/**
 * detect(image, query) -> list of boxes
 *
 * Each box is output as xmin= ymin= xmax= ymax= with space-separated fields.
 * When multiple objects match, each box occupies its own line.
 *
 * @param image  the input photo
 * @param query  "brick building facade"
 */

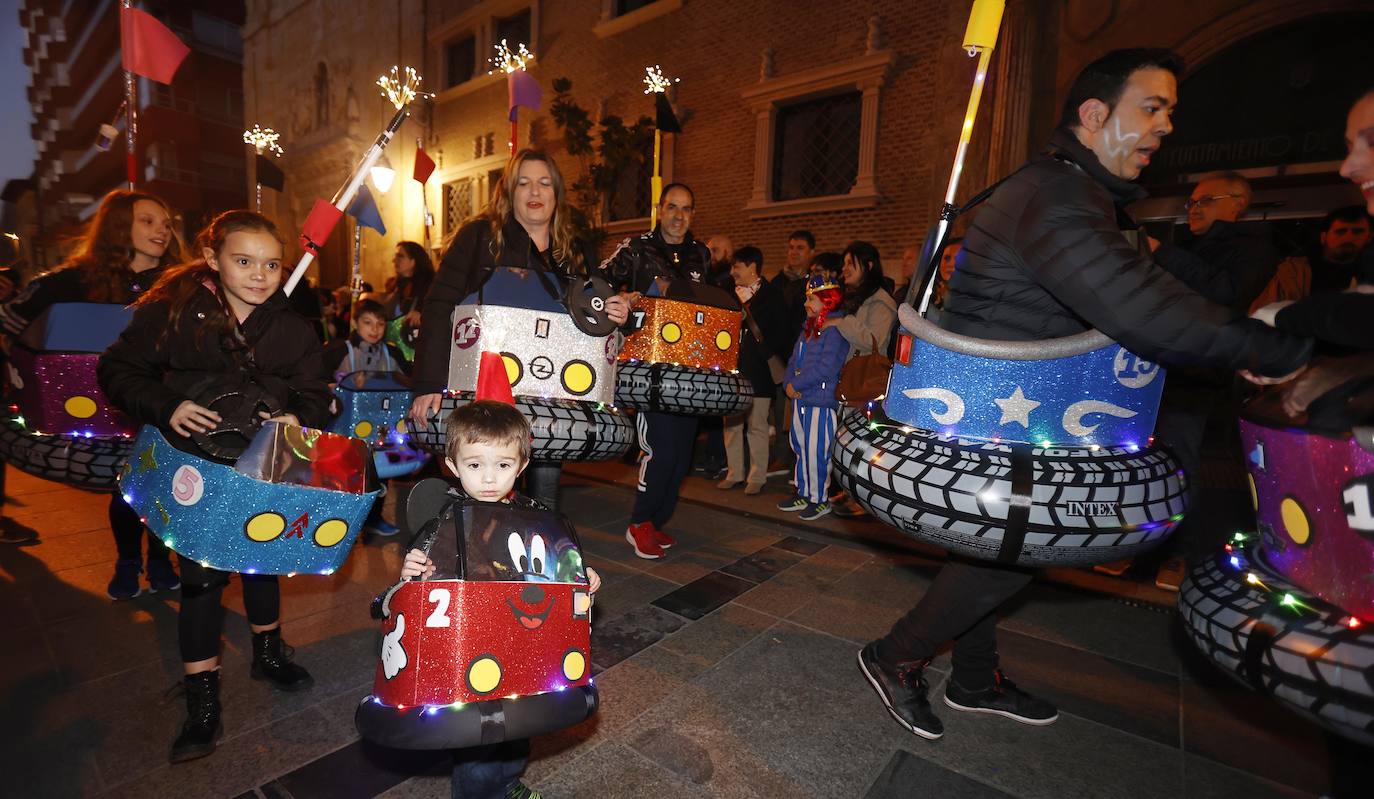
xmin=241 ymin=0 xmax=1372 ymax=292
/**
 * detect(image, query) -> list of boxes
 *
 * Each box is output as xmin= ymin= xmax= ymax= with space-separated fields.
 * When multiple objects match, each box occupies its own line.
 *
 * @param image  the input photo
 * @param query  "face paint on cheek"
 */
xmin=1103 ymin=116 xmax=1142 ymax=159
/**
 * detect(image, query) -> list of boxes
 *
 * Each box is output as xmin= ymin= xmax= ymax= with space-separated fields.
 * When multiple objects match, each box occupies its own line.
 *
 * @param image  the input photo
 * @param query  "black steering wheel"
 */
xmin=189 ymin=388 xmax=283 ymax=462
xmin=566 ymin=275 xmax=619 ymax=337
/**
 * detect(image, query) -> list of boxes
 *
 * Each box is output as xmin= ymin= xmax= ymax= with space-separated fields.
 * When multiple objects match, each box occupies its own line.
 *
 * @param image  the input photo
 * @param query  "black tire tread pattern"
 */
xmin=410 ymin=393 xmax=634 ymax=462
xmin=0 ymin=415 xmax=131 ymax=492
xmin=614 ymin=361 xmax=752 ymax=416
xmin=1178 ymin=545 xmax=1374 ymax=747
xmin=832 ymin=408 xmax=1185 ymax=567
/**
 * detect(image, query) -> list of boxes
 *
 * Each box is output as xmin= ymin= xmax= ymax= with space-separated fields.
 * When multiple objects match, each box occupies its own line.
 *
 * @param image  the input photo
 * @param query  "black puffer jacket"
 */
xmin=735 ymin=279 xmax=793 ymax=396
xmin=942 ymin=128 xmax=1312 ymax=377
xmin=598 ymin=226 xmax=711 ymax=293
xmin=413 ymin=216 xmax=598 ymax=395
xmin=98 ymin=288 xmax=332 ymax=443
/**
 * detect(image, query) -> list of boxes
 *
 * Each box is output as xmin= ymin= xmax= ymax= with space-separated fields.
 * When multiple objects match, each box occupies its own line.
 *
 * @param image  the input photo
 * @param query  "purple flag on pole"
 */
xmin=508 ymin=70 xmax=542 ymax=121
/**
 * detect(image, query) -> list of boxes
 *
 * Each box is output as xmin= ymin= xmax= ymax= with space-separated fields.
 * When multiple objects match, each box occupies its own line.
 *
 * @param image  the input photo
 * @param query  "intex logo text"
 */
xmin=1065 ymin=500 xmax=1119 ymax=517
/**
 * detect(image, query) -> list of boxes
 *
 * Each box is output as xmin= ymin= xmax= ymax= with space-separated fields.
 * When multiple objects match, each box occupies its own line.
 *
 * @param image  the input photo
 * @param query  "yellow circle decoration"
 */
xmin=1246 ymin=474 xmax=1258 ymax=511
xmin=467 ymin=655 xmax=502 ymax=694
xmin=314 ymin=518 xmax=349 ymax=547
xmin=354 ymin=420 xmax=374 ymax=439
xmin=1279 ymin=497 xmax=1310 ymax=546
xmin=64 ymin=396 xmax=98 ymax=419
xmin=715 ymin=330 xmax=733 ymax=351
xmin=395 ymin=418 xmax=408 ymax=434
xmin=502 ymin=353 xmax=523 ymax=387
xmin=562 ymin=649 xmax=587 ymax=682
xmin=661 ymin=323 xmax=682 ymax=344
xmin=561 ymin=361 xmax=595 ymax=396
xmin=245 ymin=512 xmax=287 ymax=542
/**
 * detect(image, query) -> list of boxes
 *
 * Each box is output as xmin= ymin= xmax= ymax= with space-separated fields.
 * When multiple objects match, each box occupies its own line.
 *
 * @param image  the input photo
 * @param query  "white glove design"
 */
xmin=381 ymin=613 xmax=408 ymax=680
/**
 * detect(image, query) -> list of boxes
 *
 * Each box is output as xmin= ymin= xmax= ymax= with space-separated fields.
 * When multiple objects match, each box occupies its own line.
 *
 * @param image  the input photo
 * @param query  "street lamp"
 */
xmin=370 ymin=153 xmax=396 ymax=194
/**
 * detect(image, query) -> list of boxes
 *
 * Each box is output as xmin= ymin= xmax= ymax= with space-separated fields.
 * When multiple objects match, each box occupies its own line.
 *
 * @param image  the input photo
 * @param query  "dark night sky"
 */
xmin=2 ymin=0 xmax=37 ymax=187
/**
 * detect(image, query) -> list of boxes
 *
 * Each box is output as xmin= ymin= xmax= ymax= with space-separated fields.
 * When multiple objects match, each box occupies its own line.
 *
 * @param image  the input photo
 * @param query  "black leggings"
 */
xmin=178 ymin=559 xmax=281 ymax=662
xmin=109 ymin=494 xmax=172 ymax=562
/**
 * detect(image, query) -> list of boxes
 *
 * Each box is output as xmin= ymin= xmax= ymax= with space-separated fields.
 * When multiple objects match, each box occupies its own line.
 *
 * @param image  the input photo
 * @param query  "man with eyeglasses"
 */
xmin=1132 ymin=172 xmax=1283 ymax=590
xmin=1151 ymin=172 xmax=1279 ymax=315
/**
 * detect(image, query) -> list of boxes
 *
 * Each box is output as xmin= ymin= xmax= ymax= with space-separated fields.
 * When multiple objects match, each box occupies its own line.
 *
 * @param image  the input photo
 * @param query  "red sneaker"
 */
xmin=625 ymin=522 xmax=664 ymax=559
xmin=651 ymin=524 xmax=676 ymax=549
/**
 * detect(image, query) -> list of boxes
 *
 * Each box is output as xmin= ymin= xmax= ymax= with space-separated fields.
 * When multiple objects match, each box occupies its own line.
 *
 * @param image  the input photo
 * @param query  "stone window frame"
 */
xmin=430 ymin=0 xmax=541 ymax=104
xmin=741 ymin=50 xmax=893 ymax=220
xmin=592 ymin=0 xmax=684 ymax=39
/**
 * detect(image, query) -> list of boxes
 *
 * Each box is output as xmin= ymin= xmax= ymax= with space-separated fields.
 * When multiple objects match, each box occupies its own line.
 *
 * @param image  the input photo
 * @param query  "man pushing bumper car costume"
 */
xmin=859 ymin=49 xmax=1314 ymax=740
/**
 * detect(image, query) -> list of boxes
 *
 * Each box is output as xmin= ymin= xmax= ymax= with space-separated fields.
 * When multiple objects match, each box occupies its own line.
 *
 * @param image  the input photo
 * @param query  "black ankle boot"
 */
xmin=170 ymin=670 xmax=222 ymax=763
xmin=250 ymin=627 xmax=314 ymax=692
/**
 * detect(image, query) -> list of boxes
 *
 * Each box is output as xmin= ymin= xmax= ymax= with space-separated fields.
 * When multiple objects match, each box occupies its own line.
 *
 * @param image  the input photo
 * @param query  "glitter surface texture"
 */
xmin=120 ymin=425 xmax=379 ymax=575
xmin=444 ymin=268 xmax=617 ymax=405
xmin=371 ymin=579 xmax=592 ymax=708
xmin=1244 ymin=418 xmax=1374 ymax=620
xmin=618 ymin=296 xmax=740 ymax=372
xmin=330 ymin=372 xmax=429 ymax=479
xmin=9 ymin=348 xmax=136 ymax=438
xmin=884 ymin=332 xmax=1165 ymax=446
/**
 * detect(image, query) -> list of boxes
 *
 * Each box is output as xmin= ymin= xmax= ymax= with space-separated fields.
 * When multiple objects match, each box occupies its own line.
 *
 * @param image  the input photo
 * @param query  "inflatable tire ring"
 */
xmin=0 ymin=414 xmax=132 ymax=492
xmin=832 ymin=407 xmax=1185 ymax=567
xmin=411 ymin=393 xmax=634 ymax=462
xmin=614 ymin=361 xmax=752 ymax=416
xmin=1179 ymin=544 xmax=1374 ymax=747
xmin=356 ymin=685 xmax=599 ymax=750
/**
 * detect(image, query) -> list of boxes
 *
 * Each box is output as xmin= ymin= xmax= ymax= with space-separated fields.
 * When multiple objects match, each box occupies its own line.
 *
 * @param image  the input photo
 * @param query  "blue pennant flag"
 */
xmin=347 ymin=184 xmax=386 ymax=234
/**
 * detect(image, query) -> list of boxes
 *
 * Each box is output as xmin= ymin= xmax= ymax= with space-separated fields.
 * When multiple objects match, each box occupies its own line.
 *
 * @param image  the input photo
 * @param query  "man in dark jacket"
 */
xmin=859 ymin=48 xmax=1313 ymax=743
xmin=600 ymin=184 xmax=713 ymax=560
xmin=1143 ymin=172 xmax=1281 ymax=586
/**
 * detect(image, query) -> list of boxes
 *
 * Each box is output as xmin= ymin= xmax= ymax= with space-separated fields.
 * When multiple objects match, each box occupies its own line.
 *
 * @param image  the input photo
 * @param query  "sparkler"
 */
xmin=284 ymin=65 xmax=430 ymax=296
xmin=643 ymin=65 xmax=679 ymax=226
xmin=490 ymin=40 xmax=535 ymax=152
xmin=243 ymin=125 xmax=284 ymax=211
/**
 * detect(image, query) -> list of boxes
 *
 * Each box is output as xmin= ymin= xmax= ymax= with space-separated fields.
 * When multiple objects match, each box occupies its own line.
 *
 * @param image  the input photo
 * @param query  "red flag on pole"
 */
xmin=300 ymin=200 xmax=344 ymax=256
xmin=119 ymin=7 xmax=190 ymax=84
xmin=413 ymin=147 xmax=436 ymax=184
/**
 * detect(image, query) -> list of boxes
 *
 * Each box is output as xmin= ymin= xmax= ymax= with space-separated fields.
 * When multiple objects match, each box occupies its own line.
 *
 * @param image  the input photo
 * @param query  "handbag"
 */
xmin=836 ymin=333 xmax=891 ymax=408
xmin=741 ymin=304 xmax=787 ymax=384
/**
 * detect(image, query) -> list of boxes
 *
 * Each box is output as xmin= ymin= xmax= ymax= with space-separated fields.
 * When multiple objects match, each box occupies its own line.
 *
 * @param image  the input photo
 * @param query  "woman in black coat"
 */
xmin=408 ymin=149 xmax=630 ymax=509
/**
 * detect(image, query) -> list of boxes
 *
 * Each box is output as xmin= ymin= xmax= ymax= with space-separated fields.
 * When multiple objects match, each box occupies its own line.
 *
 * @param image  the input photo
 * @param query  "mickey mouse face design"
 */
xmin=505 ymin=532 xmax=557 ymax=630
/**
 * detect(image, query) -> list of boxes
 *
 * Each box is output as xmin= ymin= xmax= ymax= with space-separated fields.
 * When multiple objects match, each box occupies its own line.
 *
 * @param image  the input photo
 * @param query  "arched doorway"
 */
xmin=1133 ymin=10 xmax=1372 ymax=230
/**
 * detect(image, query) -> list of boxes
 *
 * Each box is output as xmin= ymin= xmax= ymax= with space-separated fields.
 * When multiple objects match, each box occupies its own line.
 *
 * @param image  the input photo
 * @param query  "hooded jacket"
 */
xmin=941 ymin=128 xmax=1311 ymax=377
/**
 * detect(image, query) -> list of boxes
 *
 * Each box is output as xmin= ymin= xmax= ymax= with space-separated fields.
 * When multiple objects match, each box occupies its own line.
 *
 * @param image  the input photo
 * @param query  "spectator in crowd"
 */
xmin=766 ymin=230 xmax=815 ymax=476
xmin=717 ymin=246 xmax=790 ymax=495
xmin=928 ymin=238 xmax=963 ymax=315
xmin=706 ymin=234 xmax=734 ymax=290
xmin=828 ymin=241 xmax=898 ymax=357
xmin=1310 ymin=205 xmax=1371 ymax=294
xmin=892 ymin=246 xmax=919 ymax=304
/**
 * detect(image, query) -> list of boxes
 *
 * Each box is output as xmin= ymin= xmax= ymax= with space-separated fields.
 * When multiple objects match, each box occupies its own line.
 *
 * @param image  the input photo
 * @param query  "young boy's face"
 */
xmin=445 ymin=439 xmax=526 ymax=501
xmin=356 ymin=311 xmax=387 ymax=345
xmin=804 ymin=293 xmax=824 ymax=318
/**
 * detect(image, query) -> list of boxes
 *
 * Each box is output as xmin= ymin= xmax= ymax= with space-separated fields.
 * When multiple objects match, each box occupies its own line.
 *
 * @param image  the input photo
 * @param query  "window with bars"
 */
xmin=609 ymin=142 xmax=653 ymax=222
xmin=445 ymin=35 xmax=477 ymax=88
xmin=444 ymin=178 xmax=474 ymax=233
xmin=770 ymin=91 xmax=862 ymax=201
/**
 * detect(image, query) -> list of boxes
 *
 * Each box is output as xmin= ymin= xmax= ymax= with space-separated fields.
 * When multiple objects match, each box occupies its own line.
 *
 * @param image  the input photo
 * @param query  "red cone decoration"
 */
xmin=475 ymin=351 xmax=515 ymax=405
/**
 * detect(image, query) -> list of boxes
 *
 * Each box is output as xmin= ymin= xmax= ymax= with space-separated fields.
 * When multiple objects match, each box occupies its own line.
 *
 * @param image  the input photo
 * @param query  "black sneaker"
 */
xmin=505 ymin=782 xmax=542 ymax=799
xmin=857 ymin=642 xmax=943 ymax=740
xmin=776 ymin=495 xmax=807 ymax=512
xmin=943 ymin=670 xmax=1059 ymax=726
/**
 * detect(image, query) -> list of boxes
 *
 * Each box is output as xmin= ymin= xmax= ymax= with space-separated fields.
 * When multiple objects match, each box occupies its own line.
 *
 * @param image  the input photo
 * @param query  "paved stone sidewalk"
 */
xmin=0 ymin=465 xmax=1354 ymax=798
